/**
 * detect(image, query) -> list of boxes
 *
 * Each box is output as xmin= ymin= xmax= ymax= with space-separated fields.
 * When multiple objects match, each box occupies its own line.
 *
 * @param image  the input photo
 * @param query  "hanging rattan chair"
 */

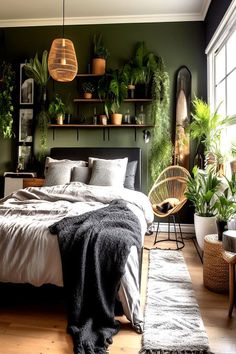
xmin=148 ymin=165 xmax=190 ymax=250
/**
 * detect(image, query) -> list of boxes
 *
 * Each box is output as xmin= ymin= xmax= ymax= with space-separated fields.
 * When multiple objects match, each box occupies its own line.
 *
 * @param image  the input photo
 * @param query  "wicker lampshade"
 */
xmin=48 ymin=38 xmax=78 ymax=82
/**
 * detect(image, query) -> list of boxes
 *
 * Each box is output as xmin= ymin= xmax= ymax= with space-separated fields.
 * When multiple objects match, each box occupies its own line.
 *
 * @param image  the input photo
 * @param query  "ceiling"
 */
xmin=0 ymin=0 xmax=211 ymax=28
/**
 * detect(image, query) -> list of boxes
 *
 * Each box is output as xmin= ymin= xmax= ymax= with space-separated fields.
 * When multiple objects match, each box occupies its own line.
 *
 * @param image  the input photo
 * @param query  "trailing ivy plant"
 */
xmin=150 ymin=58 xmax=173 ymax=184
xmin=0 ymin=62 xmax=15 ymax=138
xmin=24 ymin=51 xmax=50 ymax=160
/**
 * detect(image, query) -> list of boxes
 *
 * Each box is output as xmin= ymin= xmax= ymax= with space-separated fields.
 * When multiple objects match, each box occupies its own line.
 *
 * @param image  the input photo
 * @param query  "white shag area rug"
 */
xmin=140 ymin=250 xmax=213 ymax=354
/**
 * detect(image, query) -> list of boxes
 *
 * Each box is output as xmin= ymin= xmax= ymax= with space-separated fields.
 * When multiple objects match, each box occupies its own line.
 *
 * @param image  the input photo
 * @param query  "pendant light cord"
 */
xmin=62 ymin=0 xmax=65 ymax=38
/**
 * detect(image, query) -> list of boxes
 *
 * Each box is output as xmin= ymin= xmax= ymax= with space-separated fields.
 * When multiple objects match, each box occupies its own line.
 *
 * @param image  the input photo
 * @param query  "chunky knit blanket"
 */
xmin=49 ymin=199 xmax=141 ymax=354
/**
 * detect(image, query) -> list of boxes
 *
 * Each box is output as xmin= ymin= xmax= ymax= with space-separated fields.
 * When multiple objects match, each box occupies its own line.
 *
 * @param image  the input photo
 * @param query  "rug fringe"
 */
xmin=139 ymin=349 xmax=215 ymax=354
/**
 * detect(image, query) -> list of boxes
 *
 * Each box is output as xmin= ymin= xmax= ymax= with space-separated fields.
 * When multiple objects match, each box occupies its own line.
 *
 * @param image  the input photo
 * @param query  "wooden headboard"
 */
xmin=50 ymin=147 xmax=141 ymax=191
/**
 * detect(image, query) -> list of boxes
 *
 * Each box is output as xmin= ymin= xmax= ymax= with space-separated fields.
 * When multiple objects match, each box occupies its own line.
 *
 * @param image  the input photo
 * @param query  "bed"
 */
xmin=0 ymin=147 xmax=153 ymax=353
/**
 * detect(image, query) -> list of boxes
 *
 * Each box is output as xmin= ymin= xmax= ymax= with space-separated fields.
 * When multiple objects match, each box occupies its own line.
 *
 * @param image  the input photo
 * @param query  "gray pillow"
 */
xmin=44 ymin=157 xmax=87 ymax=177
xmin=44 ymin=162 xmax=75 ymax=186
xmin=71 ymin=166 xmax=91 ymax=184
xmin=89 ymin=158 xmax=128 ymax=187
xmin=124 ymin=160 xmax=138 ymax=190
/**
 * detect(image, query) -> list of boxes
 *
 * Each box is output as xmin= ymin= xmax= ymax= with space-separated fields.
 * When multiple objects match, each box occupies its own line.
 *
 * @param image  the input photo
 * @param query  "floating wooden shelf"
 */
xmin=48 ymin=123 xmax=154 ymax=142
xmin=77 ymin=73 xmax=103 ymax=77
xmin=48 ymin=124 xmax=154 ymax=128
xmin=73 ymin=98 xmax=152 ymax=103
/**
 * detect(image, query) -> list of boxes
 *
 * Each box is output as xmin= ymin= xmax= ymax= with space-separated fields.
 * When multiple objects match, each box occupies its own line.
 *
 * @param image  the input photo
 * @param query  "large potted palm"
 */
xmin=185 ymin=165 xmax=221 ymax=250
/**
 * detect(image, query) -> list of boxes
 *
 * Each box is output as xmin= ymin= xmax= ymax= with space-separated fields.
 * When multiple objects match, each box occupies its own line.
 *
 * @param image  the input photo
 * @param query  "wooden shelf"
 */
xmin=48 ymin=124 xmax=154 ymax=128
xmin=77 ymin=73 xmax=103 ymax=77
xmin=73 ymin=98 xmax=152 ymax=103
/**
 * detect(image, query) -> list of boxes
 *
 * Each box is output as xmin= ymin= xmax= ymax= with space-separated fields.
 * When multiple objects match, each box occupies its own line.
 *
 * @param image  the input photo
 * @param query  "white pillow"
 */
xmin=89 ymin=157 xmax=128 ymax=187
xmin=71 ymin=166 xmax=91 ymax=184
xmin=44 ymin=162 xmax=76 ymax=186
xmin=44 ymin=157 xmax=87 ymax=177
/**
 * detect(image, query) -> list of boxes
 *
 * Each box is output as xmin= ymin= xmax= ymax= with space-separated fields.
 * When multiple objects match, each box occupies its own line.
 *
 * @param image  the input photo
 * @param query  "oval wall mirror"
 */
xmin=173 ymin=66 xmax=192 ymax=170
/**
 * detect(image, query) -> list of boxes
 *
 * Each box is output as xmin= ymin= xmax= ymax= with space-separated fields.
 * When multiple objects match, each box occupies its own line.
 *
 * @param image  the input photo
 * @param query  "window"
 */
xmin=206 ymin=2 xmax=236 ymax=166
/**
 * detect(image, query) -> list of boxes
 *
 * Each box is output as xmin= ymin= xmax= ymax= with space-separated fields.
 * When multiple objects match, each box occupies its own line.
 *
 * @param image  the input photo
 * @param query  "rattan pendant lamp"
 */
xmin=48 ymin=0 xmax=78 ymax=82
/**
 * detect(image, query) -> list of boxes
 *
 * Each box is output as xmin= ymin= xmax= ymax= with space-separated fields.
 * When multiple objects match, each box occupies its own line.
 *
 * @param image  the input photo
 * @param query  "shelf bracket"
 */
xmin=52 ymin=128 xmax=55 ymax=140
xmin=76 ymin=128 xmax=79 ymax=141
xmin=134 ymin=127 xmax=137 ymax=141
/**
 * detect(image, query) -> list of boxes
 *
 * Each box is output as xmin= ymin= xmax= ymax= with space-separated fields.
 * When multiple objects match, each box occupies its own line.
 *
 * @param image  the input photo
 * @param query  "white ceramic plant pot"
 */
xmin=194 ymin=213 xmax=217 ymax=251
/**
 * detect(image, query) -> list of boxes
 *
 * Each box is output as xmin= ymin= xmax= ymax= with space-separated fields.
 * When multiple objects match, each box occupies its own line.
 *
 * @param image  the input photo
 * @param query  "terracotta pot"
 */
xmin=92 ymin=58 xmax=106 ymax=75
xmin=83 ymin=92 xmax=92 ymax=99
xmin=230 ymin=160 xmax=236 ymax=173
xmin=111 ymin=113 xmax=122 ymax=125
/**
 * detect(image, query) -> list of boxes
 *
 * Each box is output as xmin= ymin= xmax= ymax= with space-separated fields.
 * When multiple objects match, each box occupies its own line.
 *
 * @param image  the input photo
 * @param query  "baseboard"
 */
xmin=149 ymin=222 xmax=195 ymax=234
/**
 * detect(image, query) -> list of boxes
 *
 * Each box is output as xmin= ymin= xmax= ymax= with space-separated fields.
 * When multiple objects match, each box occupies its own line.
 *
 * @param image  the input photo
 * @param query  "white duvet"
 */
xmin=0 ymin=182 xmax=153 ymax=284
xmin=0 ymin=182 xmax=153 ymax=328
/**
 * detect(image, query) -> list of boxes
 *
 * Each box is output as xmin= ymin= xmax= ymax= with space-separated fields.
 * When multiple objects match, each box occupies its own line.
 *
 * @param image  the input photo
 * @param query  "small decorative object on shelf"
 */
xmin=48 ymin=94 xmax=65 ymax=125
xmin=100 ymin=114 xmax=107 ymax=125
xmin=136 ymin=105 xmax=145 ymax=125
xmin=82 ymin=81 xmax=95 ymax=99
xmin=93 ymin=107 xmax=98 ymax=125
xmin=123 ymin=109 xmax=131 ymax=124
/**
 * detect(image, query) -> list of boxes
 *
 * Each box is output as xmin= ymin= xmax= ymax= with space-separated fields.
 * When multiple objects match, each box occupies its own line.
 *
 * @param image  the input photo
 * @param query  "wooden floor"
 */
xmin=0 ymin=234 xmax=235 ymax=354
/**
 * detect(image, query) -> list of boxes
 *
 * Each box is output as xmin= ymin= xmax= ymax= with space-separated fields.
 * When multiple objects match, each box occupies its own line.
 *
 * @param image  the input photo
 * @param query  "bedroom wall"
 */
xmin=0 ymin=21 xmax=206 ymax=196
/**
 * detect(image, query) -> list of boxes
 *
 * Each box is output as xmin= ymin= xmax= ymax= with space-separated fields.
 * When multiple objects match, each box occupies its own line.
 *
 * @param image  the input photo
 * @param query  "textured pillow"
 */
xmin=124 ymin=161 xmax=138 ymax=190
xmin=44 ymin=162 xmax=75 ymax=186
xmin=89 ymin=158 xmax=128 ymax=187
xmin=71 ymin=166 xmax=91 ymax=184
xmin=88 ymin=157 xmax=128 ymax=171
xmin=44 ymin=157 xmax=87 ymax=177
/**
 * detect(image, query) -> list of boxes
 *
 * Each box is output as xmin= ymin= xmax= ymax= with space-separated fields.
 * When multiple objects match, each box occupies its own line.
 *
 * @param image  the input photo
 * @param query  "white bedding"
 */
xmin=0 ymin=182 xmax=153 ymax=328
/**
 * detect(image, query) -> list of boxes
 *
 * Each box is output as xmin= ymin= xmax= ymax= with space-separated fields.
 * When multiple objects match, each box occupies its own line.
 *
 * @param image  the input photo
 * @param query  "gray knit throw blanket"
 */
xmin=49 ymin=199 xmax=141 ymax=354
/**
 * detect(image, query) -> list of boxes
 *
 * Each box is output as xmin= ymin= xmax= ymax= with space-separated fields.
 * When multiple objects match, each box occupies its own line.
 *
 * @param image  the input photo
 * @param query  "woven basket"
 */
xmin=203 ymin=234 xmax=229 ymax=294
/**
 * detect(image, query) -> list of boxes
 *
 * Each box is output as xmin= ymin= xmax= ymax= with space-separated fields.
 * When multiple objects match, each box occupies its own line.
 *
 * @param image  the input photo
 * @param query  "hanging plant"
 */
xmin=0 ymin=62 xmax=15 ymax=138
xmin=24 ymin=51 xmax=50 ymax=160
xmin=149 ymin=58 xmax=173 ymax=184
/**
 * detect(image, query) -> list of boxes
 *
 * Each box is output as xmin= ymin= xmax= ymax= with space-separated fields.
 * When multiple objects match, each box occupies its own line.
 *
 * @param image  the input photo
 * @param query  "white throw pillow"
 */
xmin=44 ymin=162 xmax=76 ymax=186
xmin=44 ymin=157 xmax=87 ymax=177
xmin=89 ymin=157 xmax=128 ymax=187
xmin=71 ymin=166 xmax=91 ymax=184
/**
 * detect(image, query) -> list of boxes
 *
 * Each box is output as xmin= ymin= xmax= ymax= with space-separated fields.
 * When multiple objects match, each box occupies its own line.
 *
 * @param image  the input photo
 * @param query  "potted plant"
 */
xmin=122 ymin=63 xmax=139 ymax=99
xmin=82 ymin=81 xmax=95 ymax=99
xmin=0 ymin=62 xmax=15 ymax=138
xmin=48 ymin=94 xmax=65 ymax=125
xmin=126 ymin=41 xmax=159 ymax=98
xmin=103 ymin=69 xmax=127 ymax=125
xmin=214 ymin=179 xmax=236 ymax=241
xmin=185 ymin=165 xmax=221 ymax=250
xmin=92 ymin=33 xmax=110 ymax=75
xmin=189 ymin=97 xmax=236 ymax=170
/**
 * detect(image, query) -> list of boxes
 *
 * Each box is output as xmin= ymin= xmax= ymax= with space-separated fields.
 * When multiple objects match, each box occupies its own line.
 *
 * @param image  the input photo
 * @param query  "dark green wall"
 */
xmin=0 ymin=21 xmax=206 ymax=194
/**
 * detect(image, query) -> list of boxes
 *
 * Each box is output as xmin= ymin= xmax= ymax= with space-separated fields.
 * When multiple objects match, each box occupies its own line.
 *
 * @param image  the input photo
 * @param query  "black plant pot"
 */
xmin=216 ymin=220 xmax=227 ymax=241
